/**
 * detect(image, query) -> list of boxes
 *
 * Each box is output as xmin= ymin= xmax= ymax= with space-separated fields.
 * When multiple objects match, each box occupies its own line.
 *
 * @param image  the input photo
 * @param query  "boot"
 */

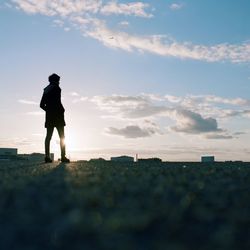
xmin=45 ymin=156 xmax=53 ymax=163
xmin=61 ymin=156 xmax=70 ymax=163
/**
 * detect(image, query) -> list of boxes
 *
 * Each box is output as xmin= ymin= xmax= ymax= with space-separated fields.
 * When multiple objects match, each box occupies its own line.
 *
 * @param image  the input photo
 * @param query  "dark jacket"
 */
xmin=40 ymin=83 xmax=66 ymax=128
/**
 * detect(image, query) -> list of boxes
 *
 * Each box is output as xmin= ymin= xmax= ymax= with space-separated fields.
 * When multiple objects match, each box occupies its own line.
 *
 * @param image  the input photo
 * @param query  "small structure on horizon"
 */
xmin=0 ymin=148 xmax=18 ymax=155
xmin=111 ymin=155 xmax=134 ymax=162
xmin=137 ymin=158 xmax=162 ymax=163
xmin=0 ymin=148 xmax=18 ymax=160
xmin=89 ymin=158 xmax=106 ymax=163
xmin=225 ymin=160 xmax=243 ymax=163
xmin=201 ymin=156 xmax=215 ymax=163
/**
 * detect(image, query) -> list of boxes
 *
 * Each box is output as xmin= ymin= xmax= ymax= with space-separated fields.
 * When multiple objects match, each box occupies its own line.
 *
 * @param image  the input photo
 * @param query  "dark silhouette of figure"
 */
xmin=40 ymin=73 xmax=70 ymax=163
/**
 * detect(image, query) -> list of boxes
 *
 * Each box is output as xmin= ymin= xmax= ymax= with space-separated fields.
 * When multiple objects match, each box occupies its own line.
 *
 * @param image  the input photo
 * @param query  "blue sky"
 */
xmin=1 ymin=0 xmax=250 ymax=161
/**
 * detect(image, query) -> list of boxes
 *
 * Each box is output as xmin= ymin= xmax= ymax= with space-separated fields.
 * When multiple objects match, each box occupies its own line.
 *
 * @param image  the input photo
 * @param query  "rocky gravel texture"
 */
xmin=0 ymin=161 xmax=250 ymax=250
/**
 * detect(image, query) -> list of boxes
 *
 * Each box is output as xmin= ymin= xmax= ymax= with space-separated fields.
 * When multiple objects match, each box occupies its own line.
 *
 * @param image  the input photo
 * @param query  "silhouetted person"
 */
xmin=40 ymin=73 xmax=70 ymax=163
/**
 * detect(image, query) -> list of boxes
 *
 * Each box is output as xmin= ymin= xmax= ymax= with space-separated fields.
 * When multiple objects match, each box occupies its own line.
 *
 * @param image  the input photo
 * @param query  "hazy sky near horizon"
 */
xmin=1 ymin=0 xmax=250 ymax=161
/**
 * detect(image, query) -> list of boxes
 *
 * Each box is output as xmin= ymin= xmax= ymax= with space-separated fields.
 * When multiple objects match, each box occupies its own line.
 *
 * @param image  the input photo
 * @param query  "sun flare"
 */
xmin=64 ymin=133 xmax=78 ymax=151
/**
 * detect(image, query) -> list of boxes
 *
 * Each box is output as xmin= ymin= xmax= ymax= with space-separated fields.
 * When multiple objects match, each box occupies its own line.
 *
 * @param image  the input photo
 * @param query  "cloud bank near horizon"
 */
xmin=91 ymin=93 xmax=250 ymax=139
xmin=9 ymin=0 xmax=250 ymax=63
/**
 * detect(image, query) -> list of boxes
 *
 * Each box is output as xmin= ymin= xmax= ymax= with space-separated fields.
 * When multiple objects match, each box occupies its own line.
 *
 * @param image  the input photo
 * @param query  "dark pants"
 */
xmin=45 ymin=126 xmax=66 ymax=158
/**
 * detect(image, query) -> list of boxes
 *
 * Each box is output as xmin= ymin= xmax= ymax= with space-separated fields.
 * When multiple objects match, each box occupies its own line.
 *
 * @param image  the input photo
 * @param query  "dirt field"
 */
xmin=0 ymin=161 xmax=249 ymax=250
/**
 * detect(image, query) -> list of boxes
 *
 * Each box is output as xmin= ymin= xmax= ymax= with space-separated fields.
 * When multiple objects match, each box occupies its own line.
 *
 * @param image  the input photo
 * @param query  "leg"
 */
xmin=45 ymin=127 xmax=54 ymax=158
xmin=56 ymin=126 xmax=65 ymax=158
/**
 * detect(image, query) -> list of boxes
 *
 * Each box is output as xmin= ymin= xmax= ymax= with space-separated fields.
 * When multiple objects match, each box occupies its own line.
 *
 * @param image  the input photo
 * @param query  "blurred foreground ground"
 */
xmin=0 ymin=161 xmax=250 ymax=250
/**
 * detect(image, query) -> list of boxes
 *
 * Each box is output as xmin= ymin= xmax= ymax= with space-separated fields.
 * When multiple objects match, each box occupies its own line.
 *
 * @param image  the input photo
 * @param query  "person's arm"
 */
xmin=40 ymin=92 xmax=47 ymax=111
xmin=58 ymin=87 xmax=65 ymax=112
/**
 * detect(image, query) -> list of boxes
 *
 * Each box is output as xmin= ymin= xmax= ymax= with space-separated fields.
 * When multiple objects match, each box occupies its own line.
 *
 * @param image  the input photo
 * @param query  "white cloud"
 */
xmin=70 ymin=92 xmax=80 ymax=97
xmin=204 ymin=133 xmax=233 ymax=140
xmin=165 ymin=95 xmax=182 ymax=103
xmin=92 ymin=95 xmax=149 ymax=108
xmin=53 ymin=19 xmax=64 ymax=27
xmin=85 ymin=20 xmax=250 ymax=63
xmin=92 ymin=94 xmax=250 ymax=121
xmin=170 ymin=3 xmax=184 ymax=10
xmin=91 ymin=94 xmax=168 ymax=119
xmin=12 ymin=0 xmax=102 ymax=16
xmin=141 ymin=93 xmax=165 ymax=101
xmin=18 ymin=99 xmax=38 ymax=105
xmin=163 ymin=94 xmax=250 ymax=118
xmin=12 ymin=0 xmax=152 ymax=17
xmin=170 ymin=109 xmax=222 ymax=134
xmin=72 ymin=96 xmax=88 ymax=103
xmin=203 ymin=95 xmax=250 ymax=106
xmin=222 ymin=109 xmax=250 ymax=118
xmin=69 ymin=91 xmax=88 ymax=103
xmin=118 ymin=20 xmax=129 ymax=27
xmin=69 ymin=92 xmax=88 ymax=102
xmin=80 ymin=96 xmax=88 ymax=101
xmin=100 ymin=1 xmax=153 ymax=18
xmin=11 ymin=0 xmax=250 ymax=63
xmin=64 ymin=27 xmax=71 ymax=32
xmin=106 ymin=125 xmax=160 ymax=138
xmin=70 ymin=16 xmax=90 ymax=25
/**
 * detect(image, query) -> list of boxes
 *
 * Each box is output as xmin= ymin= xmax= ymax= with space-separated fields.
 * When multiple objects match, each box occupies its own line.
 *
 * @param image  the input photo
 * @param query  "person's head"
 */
xmin=48 ymin=73 xmax=60 ymax=84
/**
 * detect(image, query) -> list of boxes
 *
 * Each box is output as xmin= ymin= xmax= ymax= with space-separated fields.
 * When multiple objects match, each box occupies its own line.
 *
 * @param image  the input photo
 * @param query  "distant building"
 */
xmin=0 ymin=148 xmax=18 ymax=160
xmin=137 ymin=158 xmax=162 ymax=163
xmin=89 ymin=158 xmax=106 ymax=163
xmin=0 ymin=148 xmax=18 ymax=156
xmin=201 ymin=156 xmax=215 ymax=163
xmin=225 ymin=160 xmax=243 ymax=163
xmin=111 ymin=156 xmax=134 ymax=162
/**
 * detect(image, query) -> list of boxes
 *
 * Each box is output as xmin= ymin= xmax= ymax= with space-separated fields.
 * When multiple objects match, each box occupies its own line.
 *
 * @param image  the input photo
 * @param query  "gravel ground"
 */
xmin=0 ymin=161 xmax=250 ymax=250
